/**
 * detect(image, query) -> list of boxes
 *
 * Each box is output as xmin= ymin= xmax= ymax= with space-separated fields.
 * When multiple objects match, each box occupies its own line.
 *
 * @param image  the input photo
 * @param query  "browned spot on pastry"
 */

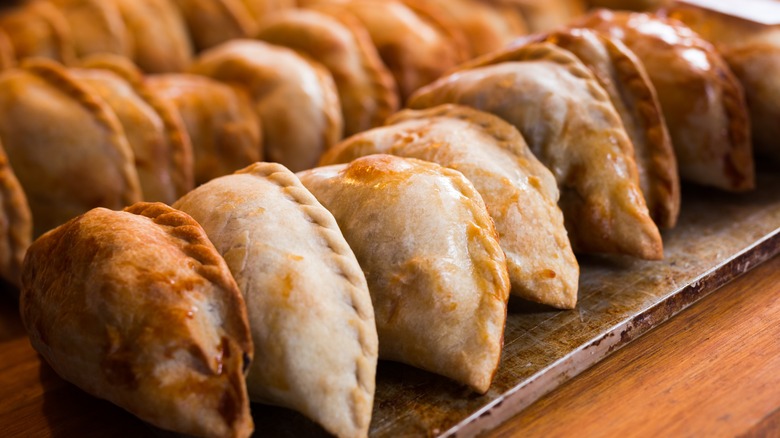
xmin=541 ymin=269 xmax=557 ymax=279
xmin=218 ymin=388 xmax=239 ymax=427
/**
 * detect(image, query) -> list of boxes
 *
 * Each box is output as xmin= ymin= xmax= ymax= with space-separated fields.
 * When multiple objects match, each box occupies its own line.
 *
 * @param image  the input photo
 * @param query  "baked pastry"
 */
xmin=487 ymin=0 xmax=587 ymax=32
xmin=503 ymin=28 xmax=679 ymax=228
xmin=0 ymin=59 xmax=141 ymax=236
xmin=173 ymin=162 xmax=377 ymax=438
xmin=578 ymin=10 xmax=754 ymax=192
xmin=587 ymin=0 xmax=669 ymax=11
xmin=238 ymin=0 xmax=297 ymax=30
xmin=408 ymin=43 xmax=663 ymax=260
xmin=20 ymin=202 xmax=254 ymax=437
xmin=0 ymin=140 xmax=31 ymax=288
xmin=402 ymin=0 xmax=527 ymax=57
xmin=0 ymin=1 xmax=75 ymax=65
xmin=668 ymin=5 xmax=780 ymax=162
xmin=69 ymin=64 xmax=194 ymax=204
xmin=307 ymin=0 xmax=468 ymax=101
xmin=0 ymin=28 xmax=15 ymax=70
xmin=298 ymin=155 xmax=510 ymax=393
xmin=256 ymin=8 xmax=399 ymax=136
xmin=47 ymin=0 xmax=130 ymax=59
xmin=109 ymin=0 xmax=193 ymax=73
xmin=189 ymin=39 xmax=342 ymax=172
xmin=320 ymin=105 xmax=578 ymax=309
xmin=171 ymin=0 xmax=253 ymax=51
xmin=148 ymin=73 xmax=263 ymax=186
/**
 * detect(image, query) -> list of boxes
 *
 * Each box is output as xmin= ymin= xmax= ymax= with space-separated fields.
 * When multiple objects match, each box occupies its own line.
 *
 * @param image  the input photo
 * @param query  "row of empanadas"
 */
xmin=0 ymin=57 xmax=263 ymax=238
xmin=22 ymin=155 xmax=513 ymax=436
xmin=409 ymin=43 xmax=664 ymax=260
xmin=321 ymin=105 xmax=578 ymax=309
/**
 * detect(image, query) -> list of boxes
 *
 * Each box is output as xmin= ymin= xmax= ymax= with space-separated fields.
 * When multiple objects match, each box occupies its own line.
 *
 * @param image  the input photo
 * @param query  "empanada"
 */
xmin=48 ymin=0 xmax=130 ymax=59
xmin=587 ymin=0 xmax=669 ymax=11
xmin=298 ymin=155 xmax=510 ymax=393
xmin=505 ymin=28 xmax=680 ymax=228
xmin=109 ymin=0 xmax=193 ymax=73
xmin=402 ymin=0 xmax=527 ymax=57
xmin=173 ymin=162 xmax=377 ymax=438
xmin=307 ymin=0 xmax=468 ymax=101
xmin=171 ymin=0 xmax=253 ymax=51
xmin=189 ymin=40 xmax=342 ymax=172
xmin=487 ymin=0 xmax=587 ymax=32
xmin=0 ymin=28 xmax=14 ymax=71
xmin=578 ymin=10 xmax=754 ymax=192
xmin=0 ymin=59 xmax=141 ymax=236
xmin=21 ymin=202 xmax=254 ymax=438
xmin=69 ymin=65 xmax=194 ymax=204
xmin=0 ymin=1 xmax=75 ymax=65
xmin=320 ymin=105 xmax=578 ymax=309
xmin=238 ymin=0 xmax=296 ymax=29
xmin=256 ymin=8 xmax=399 ymax=136
xmin=408 ymin=43 xmax=663 ymax=260
xmin=0 ymin=140 xmax=31 ymax=288
xmin=148 ymin=74 xmax=263 ymax=186
xmin=669 ymin=5 xmax=780 ymax=162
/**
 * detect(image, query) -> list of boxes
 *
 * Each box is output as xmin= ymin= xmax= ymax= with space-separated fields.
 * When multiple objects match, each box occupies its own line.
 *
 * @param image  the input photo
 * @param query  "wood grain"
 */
xmin=487 ymin=254 xmax=780 ymax=437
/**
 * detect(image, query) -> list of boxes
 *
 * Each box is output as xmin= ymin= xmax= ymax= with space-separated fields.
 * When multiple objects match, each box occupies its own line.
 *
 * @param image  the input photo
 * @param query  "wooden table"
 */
xmin=1 ymin=254 xmax=778 ymax=437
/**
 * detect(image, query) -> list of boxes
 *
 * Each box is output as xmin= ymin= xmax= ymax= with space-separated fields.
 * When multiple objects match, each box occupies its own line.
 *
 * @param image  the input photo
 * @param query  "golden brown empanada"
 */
xmin=48 ymin=0 xmax=130 ymax=59
xmin=109 ymin=0 xmax=193 ymax=73
xmin=320 ymin=105 xmax=578 ymax=309
xmin=505 ymin=28 xmax=679 ymax=228
xmin=668 ymin=5 xmax=780 ymax=162
xmin=578 ymin=10 xmax=754 ymax=192
xmin=21 ymin=202 xmax=254 ymax=438
xmin=588 ymin=0 xmax=669 ymax=11
xmin=148 ymin=74 xmax=262 ymax=186
xmin=298 ymin=155 xmax=510 ymax=393
xmin=403 ymin=0 xmax=527 ymax=57
xmin=0 ymin=59 xmax=141 ymax=236
xmin=189 ymin=40 xmax=342 ymax=172
xmin=0 ymin=28 xmax=15 ymax=70
xmin=171 ymin=0 xmax=253 ymax=51
xmin=0 ymin=140 xmax=31 ymax=288
xmin=307 ymin=0 xmax=468 ymax=102
xmin=487 ymin=0 xmax=587 ymax=32
xmin=238 ymin=0 xmax=296 ymax=29
xmin=174 ymin=162 xmax=377 ymax=438
xmin=0 ymin=1 xmax=75 ymax=64
xmin=409 ymin=43 xmax=663 ymax=260
xmin=69 ymin=66 xmax=194 ymax=204
xmin=256 ymin=8 xmax=399 ymax=136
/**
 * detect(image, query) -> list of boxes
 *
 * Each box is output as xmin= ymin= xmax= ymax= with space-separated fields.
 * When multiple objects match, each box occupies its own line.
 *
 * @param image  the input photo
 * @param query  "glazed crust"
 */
xmin=510 ymin=28 xmax=680 ymax=228
xmin=299 ymin=155 xmax=510 ymax=393
xmin=486 ymin=0 xmax=587 ymax=33
xmin=669 ymin=5 xmax=780 ymax=162
xmin=0 ymin=28 xmax=14 ymax=71
xmin=578 ymin=10 xmax=754 ymax=192
xmin=20 ymin=202 xmax=254 ymax=438
xmin=189 ymin=39 xmax=342 ymax=172
xmin=321 ymin=105 xmax=578 ymax=309
xmin=0 ymin=59 xmax=142 ymax=236
xmin=308 ymin=0 xmax=468 ymax=102
xmin=109 ymin=0 xmax=193 ymax=73
xmin=256 ymin=8 xmax=399 ymax=136
xmin=148 ymin=74 xmax=262 ymax=185
xmin=409 ymin=43 xmax=663 ymax=260
xmin=70 ymin=66 xmax=194 ymax=204
xmin=173 ymin=162 xmax=377 ymax=438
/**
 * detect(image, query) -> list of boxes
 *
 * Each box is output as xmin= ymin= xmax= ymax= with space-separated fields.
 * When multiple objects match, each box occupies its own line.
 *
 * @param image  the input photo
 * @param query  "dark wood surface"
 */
xmin=0 ymin=174 xmax=779 ymax=437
